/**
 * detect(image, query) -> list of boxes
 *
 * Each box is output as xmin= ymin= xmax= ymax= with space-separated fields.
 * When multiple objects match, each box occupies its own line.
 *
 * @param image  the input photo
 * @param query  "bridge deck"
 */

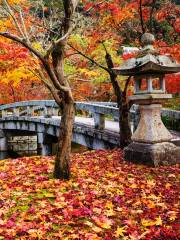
xmin=0 ymin=101 xmax=179 ymax=158
xmin=2 ymin=114 xmax=179 ymax=142
xmin=52 ymin=116 xmax=120 ymax=133
xmin=0 ymin=100 xmax=179 ymax=149
xmin=49 ymin=116 xmax=180 ymax=141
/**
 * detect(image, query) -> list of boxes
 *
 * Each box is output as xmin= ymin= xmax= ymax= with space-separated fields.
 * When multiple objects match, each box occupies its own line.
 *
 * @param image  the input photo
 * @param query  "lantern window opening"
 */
xmin=152 ymin=78 xmax=161 ymax=90
xmin=134 ymin=74 xmax=166 ymax=95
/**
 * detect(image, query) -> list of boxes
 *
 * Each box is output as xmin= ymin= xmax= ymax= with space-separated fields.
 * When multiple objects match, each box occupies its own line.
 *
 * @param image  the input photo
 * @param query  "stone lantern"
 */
xmin=113 ymin=33 xmax=180 ymax=166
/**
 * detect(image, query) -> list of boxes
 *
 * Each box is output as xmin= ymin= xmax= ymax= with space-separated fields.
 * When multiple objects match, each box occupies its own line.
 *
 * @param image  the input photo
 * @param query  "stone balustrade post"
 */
xmin=37 ymin=133 xmax=52 ymax=156
xmin=1 ymin=110 xmax=7 ymax=118
xmin=130 ymin=105 xmax=140 ymax=133
xmin=0 ymin=130 xmax=8 ymax=160
xmin=46 ymin=107 xmax=53 ymax=118
xmin=52 ymin=108 xmax=59 ymax=116
xmin=44 ymin=107 xmax=48 ymax=117
xmin=27 ymin=106 xmax=31 ymax=116
xmin=30 ymin=107 xmax=34 ymax=116
xmin=39 ymin=108 xmax=45 ymax=116
xmin=13 ymin=108 xmax=20 ymax=117
xmin=94 ymin=113 xmax=105 ymax=130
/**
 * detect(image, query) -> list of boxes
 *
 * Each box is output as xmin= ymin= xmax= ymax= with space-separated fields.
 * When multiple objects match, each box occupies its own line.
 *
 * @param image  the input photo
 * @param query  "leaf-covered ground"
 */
xmin=0 ymin=150 xmax=179 ymax=240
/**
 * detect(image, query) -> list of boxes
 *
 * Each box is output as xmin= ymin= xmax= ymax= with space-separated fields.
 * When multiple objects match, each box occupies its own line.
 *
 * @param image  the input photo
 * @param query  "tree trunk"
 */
xmin=105 ymin=53 xmax=132 ymax=148
xmin=119 ymin=97 xmax=132 ymax=148
xmin=109 ymin=72 xmax=132 ymax=148
xmin=53 ymin=96 xmax=75 ymax=179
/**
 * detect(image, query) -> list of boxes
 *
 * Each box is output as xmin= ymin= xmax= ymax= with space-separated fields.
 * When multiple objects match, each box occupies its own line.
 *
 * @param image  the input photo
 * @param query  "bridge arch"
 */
xmin=0 ymin=100 xmax=179 ymax=159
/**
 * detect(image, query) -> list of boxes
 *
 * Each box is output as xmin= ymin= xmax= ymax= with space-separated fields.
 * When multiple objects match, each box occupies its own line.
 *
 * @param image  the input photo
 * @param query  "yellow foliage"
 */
xmin=115 ymin=226 xmax=127 ymax=237
xmin=168 ymin=211 xmax=177 ymax=221
xmin=93 ymin=216 xmax=113 ymax=229
xmin=141 ymin=216 xmax=162 ymax=227
xmin=155 ymin=216 xmax=163 ymax=226
xmin=0 ymin=0 xmax=25 ymax=5
xmin=79 ymin=68 xmax=99 ymax=78
xmin=32 ymin=42 xmax=44 ymax=52
xmin=1 ymin=66 xmax=38 ymax=86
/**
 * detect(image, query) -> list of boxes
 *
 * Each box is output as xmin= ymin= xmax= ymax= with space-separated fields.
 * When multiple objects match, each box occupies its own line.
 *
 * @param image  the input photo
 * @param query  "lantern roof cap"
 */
xmin=113 ymin=33 xmax=180 ymax=76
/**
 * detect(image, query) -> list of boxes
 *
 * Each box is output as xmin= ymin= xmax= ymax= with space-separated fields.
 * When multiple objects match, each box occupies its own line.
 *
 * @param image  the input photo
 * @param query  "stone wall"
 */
xmin=8 ymin=136 xmax=37 ymax=157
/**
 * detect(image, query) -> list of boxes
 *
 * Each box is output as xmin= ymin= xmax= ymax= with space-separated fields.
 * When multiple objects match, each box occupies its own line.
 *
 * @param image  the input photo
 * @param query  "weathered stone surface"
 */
xmin=94 ymin=113 xmax=105 ymax=130
xmin=112 ymin=33 xmax=180 ymax=76
xmin=132 ymin=104 xmax=172 ymax=143
xmin=129 ymin=94 xmax=172 ymax=105
xmin=0 ymin=100 xmax=179 ymax=160
xmin=0 ymin=100 xmax=179 ymax=131
xmin=125 ymin=141 xmax=180 ymax=167
xmin=37 ymin=133 xmax=52 ymax=156
xmin=113 ymin=32 xmax=180 ymax=167
xmin=0 ymin=130 xmax=8 ymax=160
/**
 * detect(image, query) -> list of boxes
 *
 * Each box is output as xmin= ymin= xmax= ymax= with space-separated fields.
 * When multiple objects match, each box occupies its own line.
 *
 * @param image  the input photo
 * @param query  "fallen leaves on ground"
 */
xmin=0 ymin=149 xmax=179 ymax=239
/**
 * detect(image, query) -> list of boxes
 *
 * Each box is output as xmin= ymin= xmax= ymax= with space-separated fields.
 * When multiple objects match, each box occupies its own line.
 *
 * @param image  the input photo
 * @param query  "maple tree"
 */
xmin=0 ymin=0 xmax=80 ymax=179
xmin=0 ymin=150 xmax=179 ymax=239
xmin=68 ymin=0 xmax=180 ymax=148
xmin=0 ymin=79 xmax=49 ymax=104
xmin=0 ymin=37 xmax=49 ymax=102
xmin=68 ymin=1 xmax=135 ymax=147
xmin=0 ymin=38 xmax=50 ymax=103
xmin=0 ymin=0 xmax=179 ymax=178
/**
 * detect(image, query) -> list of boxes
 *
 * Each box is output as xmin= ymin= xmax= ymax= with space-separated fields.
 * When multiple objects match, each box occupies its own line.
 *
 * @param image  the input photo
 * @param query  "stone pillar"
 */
xmin=132 ymin=104 xmax=172 ymax=143
xmin=27 ymin=106 xmax=31 ymax=116
xmin=37 ymin=133 xmax=52 ymax=156
xmin=52 ymin=108 xmax=59 ymax=116
xmin=0 ymin=130 xmax=8 ymax=160
xmin=130 ymin=104 xmax=140 ymax=133
xmin=39 ymin=109 xmax=44 ymax=116
xmin=13 ymin=108 xmax=20 ymax=117
xmin=46 ymin=107 xmax=53 ymax=118
xmin=94 ymin=113 xmax=105 ymax=130
xmin=30 ymin=107 xmax=35 ymax=116
xmin=2 ymin=110 xmax=7 ymax=118
xmin=125 ymin=104 xmax=180 ymax=166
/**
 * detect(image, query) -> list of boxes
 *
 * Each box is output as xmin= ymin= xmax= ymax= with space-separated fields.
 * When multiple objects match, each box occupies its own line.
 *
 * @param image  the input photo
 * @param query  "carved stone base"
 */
xmin=132 ymin=104 xmax=172 ymax=143
xmin=124 ymin=142 xmax=180 ymax=167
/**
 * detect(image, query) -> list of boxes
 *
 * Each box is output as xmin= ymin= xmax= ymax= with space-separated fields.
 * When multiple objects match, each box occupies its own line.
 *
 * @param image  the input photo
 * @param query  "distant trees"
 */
xmin=0 ymin=39 xmax=49 ymax=103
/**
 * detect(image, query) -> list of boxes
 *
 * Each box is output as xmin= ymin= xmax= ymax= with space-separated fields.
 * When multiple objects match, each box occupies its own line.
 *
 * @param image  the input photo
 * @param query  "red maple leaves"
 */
xmin=0 ymin=150 xmax=179 ymax=239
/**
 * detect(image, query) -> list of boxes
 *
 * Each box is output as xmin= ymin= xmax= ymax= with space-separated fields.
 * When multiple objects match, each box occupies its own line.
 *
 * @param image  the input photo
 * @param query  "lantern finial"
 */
xmin=141 ymin=33 xmax=155 ymax=47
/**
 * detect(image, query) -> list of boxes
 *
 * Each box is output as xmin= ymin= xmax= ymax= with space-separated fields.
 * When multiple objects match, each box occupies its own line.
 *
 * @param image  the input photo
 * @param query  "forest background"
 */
xmin=0 ymin=0 xmax=179 ymax=179
xmin=0 ymin=0 xmax=179 ymax=106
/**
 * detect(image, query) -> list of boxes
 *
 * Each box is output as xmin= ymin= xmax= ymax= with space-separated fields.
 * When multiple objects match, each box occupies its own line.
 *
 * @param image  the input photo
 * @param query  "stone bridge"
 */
xmin=0 ymin=100 xmax=179 ymax=159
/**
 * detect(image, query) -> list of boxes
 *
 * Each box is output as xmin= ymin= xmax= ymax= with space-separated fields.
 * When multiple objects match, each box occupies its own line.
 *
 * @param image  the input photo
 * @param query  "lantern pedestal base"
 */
xmin=124 ymin=141 xmax=180 ymax=167
xmin=131 ymin=104 xmax=172 ymax=143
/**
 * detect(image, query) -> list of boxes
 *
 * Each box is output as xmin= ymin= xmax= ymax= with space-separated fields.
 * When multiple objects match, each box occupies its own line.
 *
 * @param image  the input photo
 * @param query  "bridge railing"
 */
xmin=0 ymin=100 xmax=179 ymax=131
xmin=0 ymin=100 xmax=119 ymax=130
xmin=76 ymin=102 xmax=119 ymax=129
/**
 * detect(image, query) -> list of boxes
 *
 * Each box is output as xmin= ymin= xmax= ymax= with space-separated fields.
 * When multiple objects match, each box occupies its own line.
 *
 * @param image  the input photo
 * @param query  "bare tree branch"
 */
xmin=0 ymin=31 xmax=71 ymax=93
xmin=45 ymin=23 xmax=75 ymax=59
xmin=19 ymin=8 xmax=30 ymax=43
xmin=101 ymin=41 xmax=108 ymax=55
xmin=68 ymin=43 xmax=110 ymax=73
xmin=0 ymin=31 xmax=44 ymax=61
xmin=123 ymin=76 xmax=132 ymax=98
xmin=2 ymin=0 xmax=25 ymax=37
xmin=149 ymin=0 xmax=156 ymax=33
xmin=35 ymin=69 xmax=62 ymax=103
xmin=139 ymin=0 xmax=145 ymax=34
